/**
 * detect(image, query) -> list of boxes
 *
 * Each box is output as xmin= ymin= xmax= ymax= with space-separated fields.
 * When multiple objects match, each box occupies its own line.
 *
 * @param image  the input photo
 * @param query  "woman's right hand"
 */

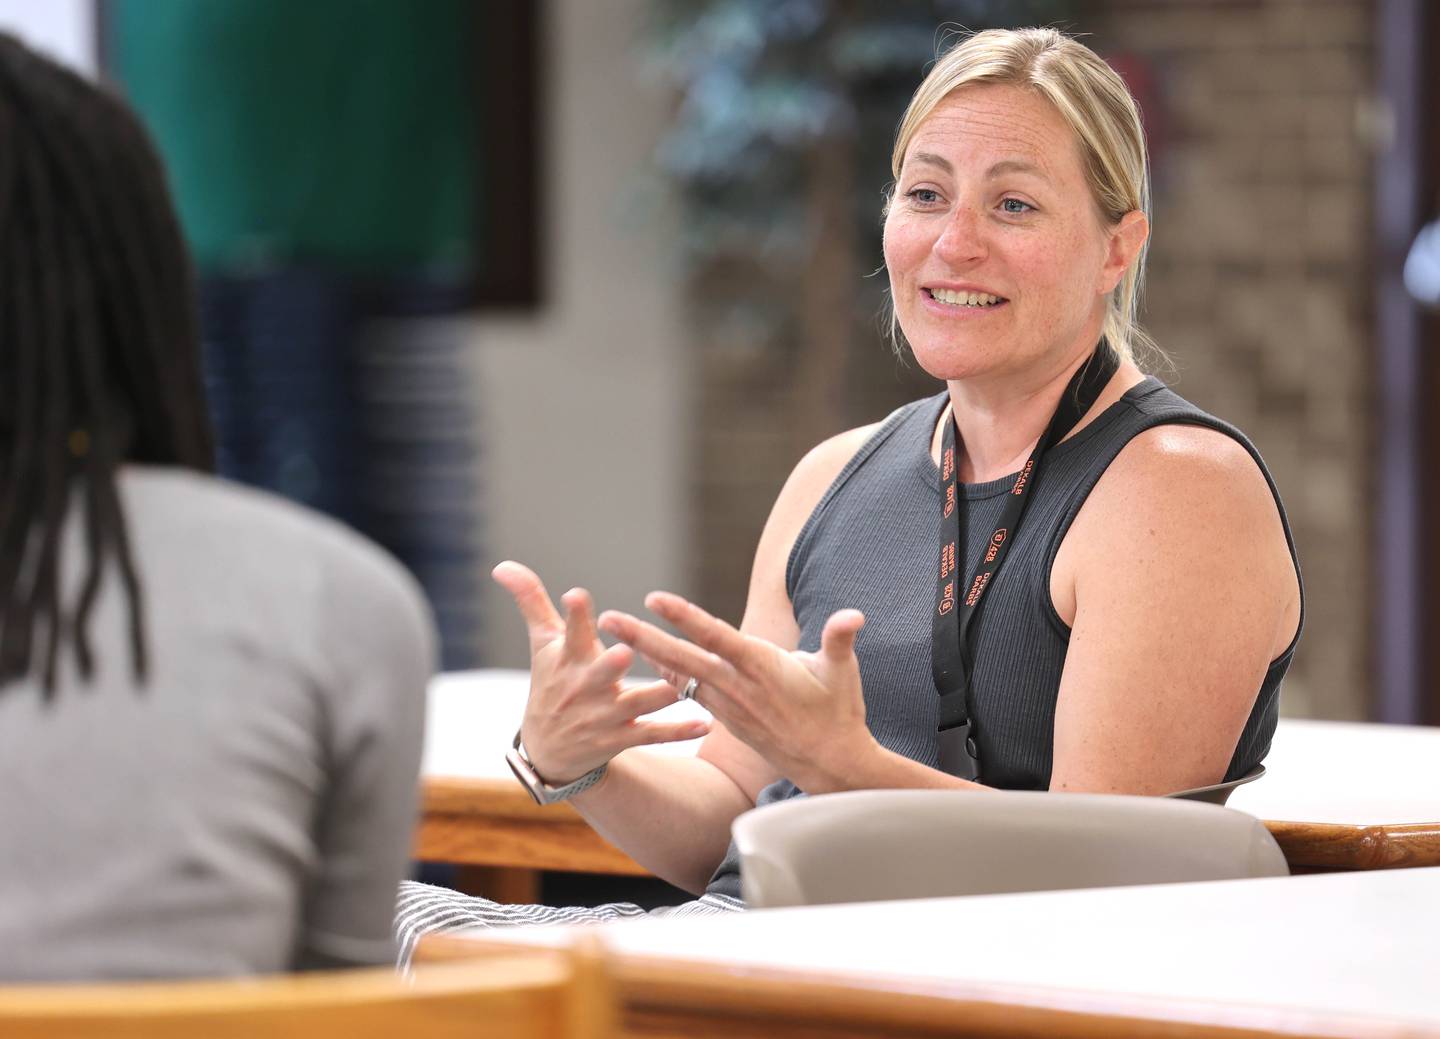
xmin=493 ymin=561 xmax=711 ymax=784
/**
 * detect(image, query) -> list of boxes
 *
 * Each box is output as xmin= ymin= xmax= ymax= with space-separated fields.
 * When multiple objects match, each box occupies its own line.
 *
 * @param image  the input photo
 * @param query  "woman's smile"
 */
xmin=920 ymin=285 xmax=1010 ymax=319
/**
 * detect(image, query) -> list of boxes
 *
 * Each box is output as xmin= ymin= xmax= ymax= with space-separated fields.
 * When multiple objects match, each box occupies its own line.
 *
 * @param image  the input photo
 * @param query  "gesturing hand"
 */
xmin=597 ymin=591 xmax=878 ymax=794
xmin=493 ymin=562 xmax=711 ymax=785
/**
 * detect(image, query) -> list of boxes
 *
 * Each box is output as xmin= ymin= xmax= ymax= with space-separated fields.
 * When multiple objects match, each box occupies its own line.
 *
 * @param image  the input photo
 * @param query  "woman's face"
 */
xmin=883 ymin=83 xmax=1143 ymax=384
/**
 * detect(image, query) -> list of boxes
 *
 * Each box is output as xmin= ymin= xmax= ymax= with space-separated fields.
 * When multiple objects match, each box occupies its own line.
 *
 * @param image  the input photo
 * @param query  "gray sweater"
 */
xmin=0 ymin=467 xmax=434 ymax=980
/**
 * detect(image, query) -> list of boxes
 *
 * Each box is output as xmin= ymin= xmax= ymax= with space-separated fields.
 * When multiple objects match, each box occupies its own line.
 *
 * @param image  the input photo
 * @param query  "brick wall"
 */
xmin=692 ymin=0 xmax=1375 ymax=719
xmin=1086 ymin=0 xmax=1374 ymax=719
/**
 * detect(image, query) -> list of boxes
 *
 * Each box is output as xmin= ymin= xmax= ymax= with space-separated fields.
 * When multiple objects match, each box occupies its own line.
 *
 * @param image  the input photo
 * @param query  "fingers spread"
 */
xmin=616 ymin=679 xmax=694 ymax=719
xmin=598 ymin=609 xmax=730 ymax=688
xmin=562 ymin=587 xmax=600 ymax=659
xmin=582 ymin=642 xmax=634 ymax=688
xmin=493 ymin=561 xmax=563 ymax=641
xmin=636 ymin=659 xmax=691 ymax=694
xmin=820 ymin=609 xmax=866 ymax=663
xmin=643 ymin=592 xmax=752 ymax=666
xmin=622 ymin=717 xmax=711 ymax=750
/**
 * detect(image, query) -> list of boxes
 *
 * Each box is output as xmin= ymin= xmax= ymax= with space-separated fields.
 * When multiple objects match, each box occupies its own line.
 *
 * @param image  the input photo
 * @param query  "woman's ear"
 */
xmin=1100 ymin=210 xmax=1149 ymax=294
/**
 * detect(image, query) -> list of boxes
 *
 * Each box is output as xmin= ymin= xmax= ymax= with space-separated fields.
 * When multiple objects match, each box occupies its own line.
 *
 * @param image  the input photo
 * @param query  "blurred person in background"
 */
xmin=397 ymin=27 xmax=1302 ymax=961
xmin=0 ymin=35 xmax=434 ymax=979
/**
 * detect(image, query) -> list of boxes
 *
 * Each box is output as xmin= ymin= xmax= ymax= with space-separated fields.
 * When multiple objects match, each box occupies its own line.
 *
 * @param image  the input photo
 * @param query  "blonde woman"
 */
xmin=397 ymin=27 xmax=1302 ymax=957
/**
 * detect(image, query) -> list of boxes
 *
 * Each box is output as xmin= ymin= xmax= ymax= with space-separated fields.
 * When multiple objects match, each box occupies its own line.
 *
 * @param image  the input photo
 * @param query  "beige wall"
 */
xmin=463 ymin=0 xmax=691 ymax=668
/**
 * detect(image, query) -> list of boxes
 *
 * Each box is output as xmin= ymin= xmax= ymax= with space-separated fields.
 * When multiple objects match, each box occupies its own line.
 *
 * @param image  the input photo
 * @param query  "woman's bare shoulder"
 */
xmin=741 ymin=420 xmax=886 ymax=644
xmin=775 ymin=396 xmax=936 ymax=538
xmin=1065 ymin=421 xmax=1288 ymax=571
xmin=1098 ymin=423 xmax=1279 ymax=520
xmin=1056 ymin=421 xmax=1299 ymax=652
xmin=784 ymin=421 xmax=886 ymax=510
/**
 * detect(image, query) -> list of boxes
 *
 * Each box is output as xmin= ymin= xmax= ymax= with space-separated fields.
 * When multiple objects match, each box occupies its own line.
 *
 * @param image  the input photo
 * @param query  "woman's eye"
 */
xmin=1000 ymin=197 xmax=1034 ymax=215
xmin=905 ymin=188 xmax=942 ymax=206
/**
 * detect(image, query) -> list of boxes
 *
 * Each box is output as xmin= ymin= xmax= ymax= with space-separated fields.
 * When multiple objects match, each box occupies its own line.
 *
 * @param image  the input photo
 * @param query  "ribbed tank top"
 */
xmin=705 ymin=377 xmax=1303 ymax=899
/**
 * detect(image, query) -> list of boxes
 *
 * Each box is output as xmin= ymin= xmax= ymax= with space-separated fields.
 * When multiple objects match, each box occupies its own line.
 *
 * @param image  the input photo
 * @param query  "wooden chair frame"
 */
xmin=0 ymin=943 xmax=615 ymax=1039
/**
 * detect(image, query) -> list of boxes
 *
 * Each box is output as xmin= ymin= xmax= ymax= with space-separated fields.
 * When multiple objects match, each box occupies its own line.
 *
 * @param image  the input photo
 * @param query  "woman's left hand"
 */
xmin=597 ymin=592 xmax=879 ymax=793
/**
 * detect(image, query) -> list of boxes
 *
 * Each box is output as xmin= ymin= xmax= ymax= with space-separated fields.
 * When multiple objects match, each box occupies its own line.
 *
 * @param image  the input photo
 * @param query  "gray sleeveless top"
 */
xmin=705 ymin=378 xmax=1303 ymax=899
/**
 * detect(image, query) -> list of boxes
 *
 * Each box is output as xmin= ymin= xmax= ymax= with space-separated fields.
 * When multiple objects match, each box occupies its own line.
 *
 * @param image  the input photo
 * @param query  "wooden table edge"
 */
xmin=422 ymin=776 xmax=577 ymax=822
xmin=1262 ymin=819 xmax=1440 ymax=870
xmin=417 ymin=775 xmax=649 ymax=876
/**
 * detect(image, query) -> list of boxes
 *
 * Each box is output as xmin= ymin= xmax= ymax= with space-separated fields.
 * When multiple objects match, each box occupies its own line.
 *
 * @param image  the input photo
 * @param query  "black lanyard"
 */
xmin=931 ymin=341 xmax=1119 ymax=781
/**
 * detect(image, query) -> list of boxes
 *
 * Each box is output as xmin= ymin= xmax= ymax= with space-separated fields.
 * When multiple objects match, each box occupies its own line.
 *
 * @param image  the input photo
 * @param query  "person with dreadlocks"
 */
xmin=0 ymin=35 xmax=434 ymax=979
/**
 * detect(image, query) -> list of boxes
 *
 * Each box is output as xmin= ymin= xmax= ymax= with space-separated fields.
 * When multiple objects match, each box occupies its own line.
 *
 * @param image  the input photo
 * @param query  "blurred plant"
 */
xmin=645 ymin=0 xmax=1072 ymax=442
xmin=649 ymin=1 xmax=1061 ymax=256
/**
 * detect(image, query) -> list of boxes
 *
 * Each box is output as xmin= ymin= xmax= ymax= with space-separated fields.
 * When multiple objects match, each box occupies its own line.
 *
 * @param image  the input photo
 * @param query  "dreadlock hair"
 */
xmin=0 ymin=35 xmax=214 ymax=694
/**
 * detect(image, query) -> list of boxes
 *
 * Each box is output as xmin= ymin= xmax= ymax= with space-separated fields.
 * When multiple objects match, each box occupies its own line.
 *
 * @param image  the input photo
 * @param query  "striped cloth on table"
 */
xmin=394 ymin=880 xmax=746 ymax=968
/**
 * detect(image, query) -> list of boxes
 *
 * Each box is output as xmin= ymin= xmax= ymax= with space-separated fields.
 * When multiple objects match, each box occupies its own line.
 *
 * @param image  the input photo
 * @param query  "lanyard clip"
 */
xmin=937 ymin=719 xmax=981 ymax=781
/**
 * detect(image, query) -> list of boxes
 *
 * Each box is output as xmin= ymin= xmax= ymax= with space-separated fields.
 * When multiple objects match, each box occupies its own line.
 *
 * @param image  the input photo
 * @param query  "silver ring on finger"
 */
xmin=678 ymin=677 xmax=700 ymax=702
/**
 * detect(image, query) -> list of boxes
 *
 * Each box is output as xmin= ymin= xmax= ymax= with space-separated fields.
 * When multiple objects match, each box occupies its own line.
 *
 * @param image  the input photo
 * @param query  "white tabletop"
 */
xmin=471 ymin=866 xmax=1440 ymax=1028
xmin=1227 ymin=718 xmax=1440 ymax=824
xmin=423 ymin=671 xmax=1440 ymax=824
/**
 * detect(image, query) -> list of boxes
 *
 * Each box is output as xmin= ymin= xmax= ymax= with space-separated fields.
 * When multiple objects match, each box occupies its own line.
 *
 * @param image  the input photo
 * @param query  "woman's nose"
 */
xmin=934 ymin=206 xmax=987 ymax=266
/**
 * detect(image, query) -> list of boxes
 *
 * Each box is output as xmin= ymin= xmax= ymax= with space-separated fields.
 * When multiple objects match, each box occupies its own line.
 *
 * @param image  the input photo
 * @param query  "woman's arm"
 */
xmin=1047 ymin=424 xmax=1301 ymax=793
xmin=509 ymin=423 xmax=881 ymax=894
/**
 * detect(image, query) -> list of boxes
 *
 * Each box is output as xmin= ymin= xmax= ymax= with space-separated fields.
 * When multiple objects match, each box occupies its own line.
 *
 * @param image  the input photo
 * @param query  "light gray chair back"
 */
xmin=733 ymin=789 xmax=1288 ymax=909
